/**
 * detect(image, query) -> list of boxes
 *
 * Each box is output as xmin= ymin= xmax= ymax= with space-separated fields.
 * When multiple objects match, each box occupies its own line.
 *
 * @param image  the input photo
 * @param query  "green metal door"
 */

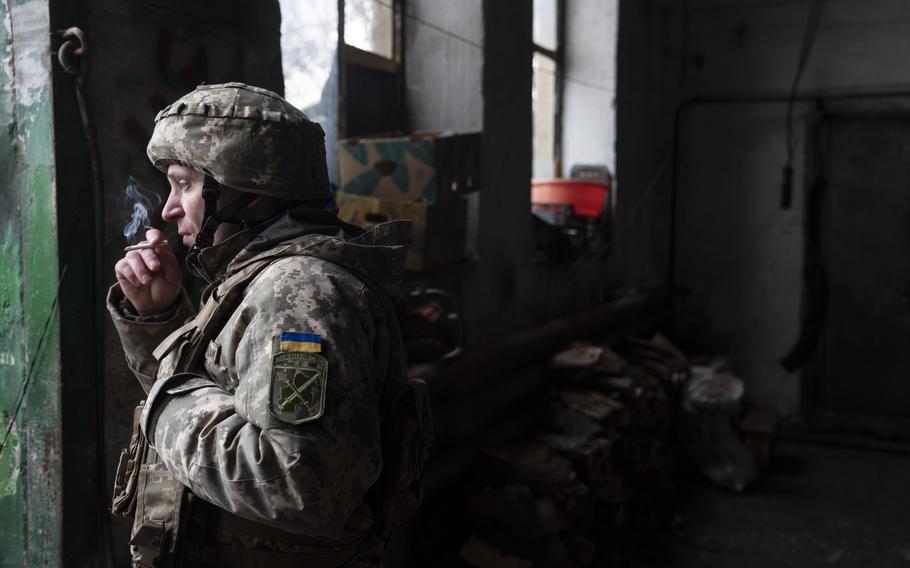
xmin=0 ymin=0 xmax=63 ymax=565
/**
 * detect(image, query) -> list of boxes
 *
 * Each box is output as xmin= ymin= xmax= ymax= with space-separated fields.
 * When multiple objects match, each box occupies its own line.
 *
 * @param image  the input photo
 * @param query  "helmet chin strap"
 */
xmin=186 ymin=175 xmax=257 ymax=279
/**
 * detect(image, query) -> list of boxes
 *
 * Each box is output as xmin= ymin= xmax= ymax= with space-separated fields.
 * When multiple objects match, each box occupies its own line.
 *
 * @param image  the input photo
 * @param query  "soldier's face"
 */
xmin=162 ymin=165 xmax=205 ymax=246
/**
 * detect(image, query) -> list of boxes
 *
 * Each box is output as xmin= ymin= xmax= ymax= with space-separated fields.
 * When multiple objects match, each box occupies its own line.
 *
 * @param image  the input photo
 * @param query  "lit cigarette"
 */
xmin=123 ymin=240 xmax=169 ymax=252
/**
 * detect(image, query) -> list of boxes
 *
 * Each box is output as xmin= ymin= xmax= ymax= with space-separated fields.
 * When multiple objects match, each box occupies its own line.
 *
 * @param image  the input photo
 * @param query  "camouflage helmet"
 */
xmin=147 ymin=82 xmax=331 ymax=201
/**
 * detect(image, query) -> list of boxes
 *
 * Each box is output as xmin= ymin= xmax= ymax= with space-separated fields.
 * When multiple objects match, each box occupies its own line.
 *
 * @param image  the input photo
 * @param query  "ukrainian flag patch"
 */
xmin=278 ymin=332 xmax=322 ymax=353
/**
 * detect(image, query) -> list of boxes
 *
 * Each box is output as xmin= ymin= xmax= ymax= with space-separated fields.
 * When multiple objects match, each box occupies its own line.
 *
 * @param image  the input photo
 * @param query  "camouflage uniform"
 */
xmin=109 ymin=84 xmax=428 ymax=567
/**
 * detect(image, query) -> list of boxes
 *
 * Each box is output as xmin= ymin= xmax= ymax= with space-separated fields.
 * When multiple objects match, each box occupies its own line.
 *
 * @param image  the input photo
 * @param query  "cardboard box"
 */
xmin=336 ymin=193 xmax=467 ymax=272
xmin=337 ymin=132 xmax=481 ymax=204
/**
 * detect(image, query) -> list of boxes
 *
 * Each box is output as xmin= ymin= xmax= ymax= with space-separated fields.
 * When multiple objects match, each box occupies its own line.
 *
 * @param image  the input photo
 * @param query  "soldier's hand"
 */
xmin=115 ymin=229 xmax=182 ymax=315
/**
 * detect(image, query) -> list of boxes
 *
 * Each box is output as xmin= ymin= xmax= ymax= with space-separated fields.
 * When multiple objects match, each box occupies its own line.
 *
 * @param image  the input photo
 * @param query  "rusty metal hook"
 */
xmin=58 ymin=27 xmax=86 ymax=75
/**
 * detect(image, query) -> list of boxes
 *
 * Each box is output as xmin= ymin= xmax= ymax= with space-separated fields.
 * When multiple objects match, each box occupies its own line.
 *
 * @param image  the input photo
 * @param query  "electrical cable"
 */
xmin=0 ymin=265 xmax=68 ymax=458
xmin=361 ymin=1 xmax=617 ymax=108
xmin=692 ymin=0 xmax=830 ymax=15
xmin=58 ymin=26 xmax=117 ymax=567
xmin=781 ymin=115 xmax=829 ymax=372
xmin=780 ymin=0 xmax=826 ymax=209
xmin=537 ymin=64 xmax=614 ymax=94
xmin=379 ymin=0 xmax=615 ymax=96
xmin=563 ymin=74 xmax=614 ymax=94
xmin=368 ymin=0 xmax=484 ymax=50
xmin=371 ymin=0 xmax=617 ymax=95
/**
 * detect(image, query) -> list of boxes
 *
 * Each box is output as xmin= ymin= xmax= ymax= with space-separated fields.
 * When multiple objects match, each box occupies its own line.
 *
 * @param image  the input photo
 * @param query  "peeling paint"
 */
xmin=8 ymin=0 xmax=50 ymax=109
xmin=0 ymin=0 xmax=25 ymax=561
xmin=0 ymin=6 xmax=12 ymax=104
xmin=0 ymin=420 xmax=20 ymax=498
xmin=0 ymin=225 xmax=20 ymax=313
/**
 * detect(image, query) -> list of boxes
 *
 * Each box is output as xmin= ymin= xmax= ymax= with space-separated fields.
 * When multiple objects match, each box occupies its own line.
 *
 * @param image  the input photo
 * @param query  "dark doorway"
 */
xmin=808 ymin=115 xmax=910 ymax=437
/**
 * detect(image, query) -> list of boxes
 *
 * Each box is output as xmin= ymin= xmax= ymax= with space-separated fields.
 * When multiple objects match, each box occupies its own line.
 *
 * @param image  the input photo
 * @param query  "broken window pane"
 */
xmin=279 ymin=0 xmax=339 ymax=181
xmin=534 ymin=0 xmax=557 ymax=51
xmin=345 ymin=0 xmax=394 ymax=59
xmin=280 ymin=0 xmax=337 ymax=110
xmin=533 ymin=52 xmax=557 ymax=179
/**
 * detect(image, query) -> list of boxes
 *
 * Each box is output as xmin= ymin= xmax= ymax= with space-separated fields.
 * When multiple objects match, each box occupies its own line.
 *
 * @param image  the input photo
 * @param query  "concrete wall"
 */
xmin=405 ymin=0 xmax=483 ymax=132
xmin=670 ymin=0 xmax=910 ymax=419
xmin=674 ymin=104 xmax=805 ymax=418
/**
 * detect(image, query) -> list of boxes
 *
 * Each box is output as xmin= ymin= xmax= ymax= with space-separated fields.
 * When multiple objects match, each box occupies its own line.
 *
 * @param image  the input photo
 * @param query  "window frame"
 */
xmin=532 ymin=0 xmax=565 ymax=178
xmin=337 ymin=0 xmax=406 ymax=137
xmin=340 ymin=0 xmax=403 ymax=68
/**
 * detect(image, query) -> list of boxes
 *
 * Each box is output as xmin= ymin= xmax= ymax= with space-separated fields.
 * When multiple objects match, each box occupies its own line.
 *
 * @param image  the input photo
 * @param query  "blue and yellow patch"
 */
xmin=270 ymin=331 xmax=328 ymax=424
xmin=278 ymin=332 xmax=322 ymax=353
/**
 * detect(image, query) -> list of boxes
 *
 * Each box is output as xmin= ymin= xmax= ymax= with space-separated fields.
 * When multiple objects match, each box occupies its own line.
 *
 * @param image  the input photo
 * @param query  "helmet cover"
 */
xmin=147 ymin=82 xmax=331 ymax=201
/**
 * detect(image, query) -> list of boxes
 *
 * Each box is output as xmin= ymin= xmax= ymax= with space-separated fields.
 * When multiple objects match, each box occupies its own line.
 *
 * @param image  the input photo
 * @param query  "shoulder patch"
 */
xmin=269 ymin=350 xmax=328 ymax=424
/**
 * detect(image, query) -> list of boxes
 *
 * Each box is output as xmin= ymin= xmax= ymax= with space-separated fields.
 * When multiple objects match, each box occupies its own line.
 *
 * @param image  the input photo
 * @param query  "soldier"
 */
xmin=108 ymin=83 xmax=431 ymax=567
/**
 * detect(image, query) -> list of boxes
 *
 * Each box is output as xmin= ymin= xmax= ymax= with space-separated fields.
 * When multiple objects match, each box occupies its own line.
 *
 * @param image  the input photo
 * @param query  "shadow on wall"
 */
xmin=673 ymin=104 xmax=804 ymax=419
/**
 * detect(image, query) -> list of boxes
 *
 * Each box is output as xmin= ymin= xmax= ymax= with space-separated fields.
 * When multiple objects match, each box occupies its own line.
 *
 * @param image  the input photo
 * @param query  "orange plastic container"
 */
xmin=531 ymin=179 xmax=609 ymax=219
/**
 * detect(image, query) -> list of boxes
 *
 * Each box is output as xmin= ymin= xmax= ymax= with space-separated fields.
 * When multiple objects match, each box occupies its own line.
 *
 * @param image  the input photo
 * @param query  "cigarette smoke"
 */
xmin=123 ymin=177 xmax=162 ymax=243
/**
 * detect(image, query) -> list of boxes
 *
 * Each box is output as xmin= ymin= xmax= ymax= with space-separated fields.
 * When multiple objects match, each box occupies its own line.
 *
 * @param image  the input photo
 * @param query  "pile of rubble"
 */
xmin=459 ymin=335 xmax=690 ymax=568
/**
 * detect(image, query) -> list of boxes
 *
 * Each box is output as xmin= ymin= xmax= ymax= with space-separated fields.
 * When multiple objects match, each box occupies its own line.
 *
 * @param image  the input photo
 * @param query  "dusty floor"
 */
xmin=644 ymin=440 xmax=910 ymax=568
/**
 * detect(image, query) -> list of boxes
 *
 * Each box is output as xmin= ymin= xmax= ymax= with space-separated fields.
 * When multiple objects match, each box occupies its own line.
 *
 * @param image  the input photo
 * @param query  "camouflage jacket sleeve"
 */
xmin=140 ymin=257 xmax=388 ymax=538
xmin=106 ymin=284 xmax=196 ymax=393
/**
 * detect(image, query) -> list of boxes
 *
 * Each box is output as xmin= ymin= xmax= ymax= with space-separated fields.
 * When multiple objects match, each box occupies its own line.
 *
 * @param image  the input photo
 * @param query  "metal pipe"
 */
xmin=667 ymin=89 xmax=910 ymax=287
xmin=426 ymin=286 xmax=672 ymax=399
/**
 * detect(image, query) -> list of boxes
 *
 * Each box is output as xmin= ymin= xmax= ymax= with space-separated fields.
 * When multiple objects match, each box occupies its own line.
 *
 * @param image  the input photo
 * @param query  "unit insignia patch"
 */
xmin=269 ymin=351 xmax=328 ymax=424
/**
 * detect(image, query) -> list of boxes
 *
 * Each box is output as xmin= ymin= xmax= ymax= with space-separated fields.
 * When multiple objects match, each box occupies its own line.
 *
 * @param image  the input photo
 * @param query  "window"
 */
xmin=531 ymin=0 xmax=619 ymax=261
xmin=279 ymin=0 xmax=339 ymax=181
xmin=532 ymin=0 xmax=562 ymax=179
xmin=340 ymin=0 xmax=404 ymax=137
xmin=279 ymin=0 xmax=405 ymax=182
xmin=280 ymin=1 xmax=338 ymax=112
xmin=344 ymin=0 xmax=395 ymax=60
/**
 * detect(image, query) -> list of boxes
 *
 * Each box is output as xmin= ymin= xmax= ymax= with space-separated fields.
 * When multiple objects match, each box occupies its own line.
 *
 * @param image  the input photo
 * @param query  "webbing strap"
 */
xmin=187 ymin=187 xmax=257 ymax=280
xmin=152 ymin=321 xmax=196 ymax=362
xmin=152 ymin=258 xmax=275 ymax=371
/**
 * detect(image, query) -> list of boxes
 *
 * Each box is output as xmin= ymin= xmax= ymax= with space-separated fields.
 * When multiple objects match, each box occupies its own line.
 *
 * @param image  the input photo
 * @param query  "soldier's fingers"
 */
xmin=125 ymin=252 xmax=153 ymax=285
xmin=114 ymin=258 xmax=134 ymax=285
xmin=145 ymin=228 xmax=166 ymax=245
xmin=138 ymin=247 xmax=161 ymax=272
xmin=130 ymin=247 xmax=163 ymax=275
xmin=115 ymin=259 xmax=142 ymax=288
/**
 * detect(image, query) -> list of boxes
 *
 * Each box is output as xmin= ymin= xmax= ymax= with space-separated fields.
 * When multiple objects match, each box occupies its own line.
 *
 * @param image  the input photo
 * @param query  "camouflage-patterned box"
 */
xmin=336 ymin=193 xmax=467 ymax=272
xmin=336 ymin=132 xmax=481 ymax=204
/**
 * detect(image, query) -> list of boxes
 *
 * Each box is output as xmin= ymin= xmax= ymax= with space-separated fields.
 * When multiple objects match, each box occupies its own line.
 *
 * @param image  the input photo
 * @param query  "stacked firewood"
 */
xmin=459 ymin=335 xmax=689 ymax=568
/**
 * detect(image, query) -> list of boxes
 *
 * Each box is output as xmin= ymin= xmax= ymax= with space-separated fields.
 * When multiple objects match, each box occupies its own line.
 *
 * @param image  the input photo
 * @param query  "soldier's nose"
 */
xmin=161 ymin=195 xmax=183 ymax=221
